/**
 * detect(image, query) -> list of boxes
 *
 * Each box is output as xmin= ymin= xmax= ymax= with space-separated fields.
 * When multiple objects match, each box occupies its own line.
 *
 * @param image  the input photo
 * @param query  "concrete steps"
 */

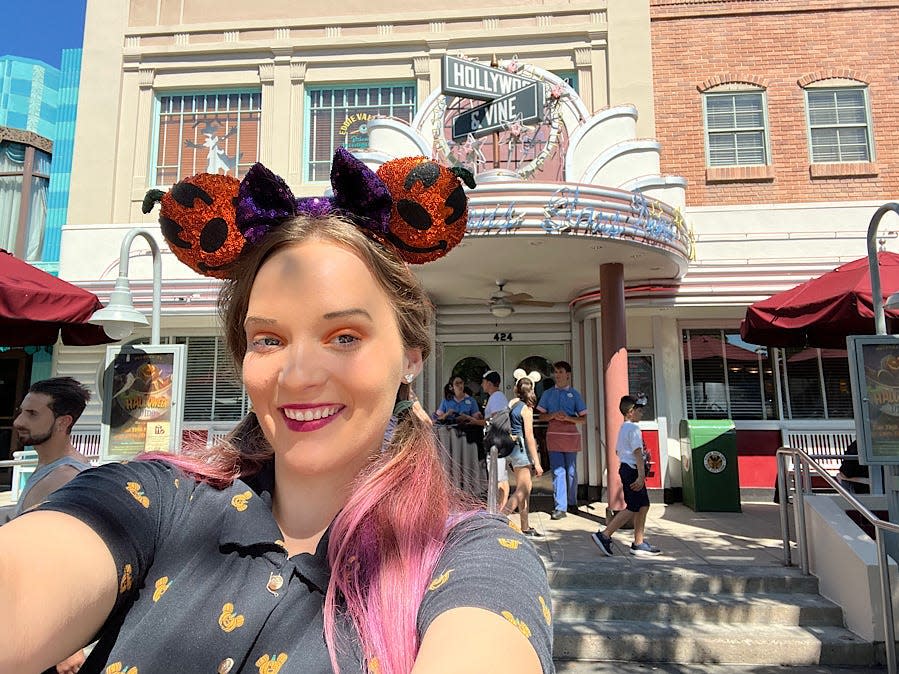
xmin=548 ymin=562 xmax=880 ymax=667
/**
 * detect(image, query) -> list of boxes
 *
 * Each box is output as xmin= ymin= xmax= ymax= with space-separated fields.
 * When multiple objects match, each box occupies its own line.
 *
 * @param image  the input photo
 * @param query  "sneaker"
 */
xmin=550 ymin=509 xmax=567 ymax=520
xmin=567 ymin=504 xmax=580 ymax=514
xmin=591 ymin=531 xmax=614 ymax=556
xmin=522 ymin=528 xmax=542 ymax=538
xmin=630 ymin=541 xmax=662 ymax=557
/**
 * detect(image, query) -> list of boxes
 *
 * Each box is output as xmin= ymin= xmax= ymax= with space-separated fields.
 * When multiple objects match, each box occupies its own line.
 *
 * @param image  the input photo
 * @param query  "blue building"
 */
xmin=0 ymin=52 xmax=82 ymax=468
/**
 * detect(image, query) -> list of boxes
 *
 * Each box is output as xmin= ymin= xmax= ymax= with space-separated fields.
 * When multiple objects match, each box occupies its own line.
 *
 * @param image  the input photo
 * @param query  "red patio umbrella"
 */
xmin=0 ymin=249 xmax=113 ymax=346
xmin=740 ymin=251 xmax=899 ymax=348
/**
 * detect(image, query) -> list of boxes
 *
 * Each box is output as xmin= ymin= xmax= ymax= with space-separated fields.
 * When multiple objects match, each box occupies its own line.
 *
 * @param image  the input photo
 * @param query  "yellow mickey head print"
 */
xmin=152 ymin=576 xmax=171 ymax=602
xmin=255 ymin=653 xmax=288 ymax=674
xmin=125 ymin=482 xmax=150 ymax=508
xmin=428 ymin=568 xmax=453 ymax=591
xmin=368 ymin=657 xmax=380 ymax=673
xmin=174 ymin=478 xmax=180 ymax=488
xmin=218 ymin=602 xmax=246 ymax=633
xmin=501 ymin=610 xmax=532 ymax=639
xmin=507 ymin=518 xmax=522 ymax=532
xmin=105 ymin=662 xmax=138 ymax=674
xmin=119 ymin=564 xmax=133 ymax=594
xmin=539 ymin=595 xmax=552 ymax=625
xmin=231 ymin=490 xmax=253 ymax=512
xmin=498 ymin=537 xmax=521 ymax=550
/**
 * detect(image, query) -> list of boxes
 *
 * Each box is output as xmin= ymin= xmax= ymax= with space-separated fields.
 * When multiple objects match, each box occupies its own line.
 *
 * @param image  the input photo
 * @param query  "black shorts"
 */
xmin=619 ymin=463 xmax=651 ymax=512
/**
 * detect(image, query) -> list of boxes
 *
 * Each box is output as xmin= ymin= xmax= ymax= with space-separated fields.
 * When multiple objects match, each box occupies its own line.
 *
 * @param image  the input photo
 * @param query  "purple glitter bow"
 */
xmin=235 ymin=147 xmax=393 ymax=244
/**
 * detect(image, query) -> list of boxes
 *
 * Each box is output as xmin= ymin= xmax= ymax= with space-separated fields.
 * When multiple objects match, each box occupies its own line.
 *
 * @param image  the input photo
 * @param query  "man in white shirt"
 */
xmin=481 ymin=370 xmax=510 ymax=510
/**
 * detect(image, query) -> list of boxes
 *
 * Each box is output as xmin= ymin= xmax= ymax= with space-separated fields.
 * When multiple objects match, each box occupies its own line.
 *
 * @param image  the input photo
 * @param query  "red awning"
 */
xmin=741 ymin=251 xmax=899 ymax=348
xmin=0 ymin=250 xmax=112 ymax=346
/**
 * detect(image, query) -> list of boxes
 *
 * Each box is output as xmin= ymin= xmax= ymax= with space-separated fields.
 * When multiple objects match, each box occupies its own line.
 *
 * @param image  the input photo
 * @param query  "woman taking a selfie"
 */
xmin=0 ymin=150 xmax=553 ymax=674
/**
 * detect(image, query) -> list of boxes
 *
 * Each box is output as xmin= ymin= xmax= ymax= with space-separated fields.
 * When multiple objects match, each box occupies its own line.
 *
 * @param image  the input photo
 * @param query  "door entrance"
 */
xmin=440 ymin=343 xmax=567 ymax=472
xmin=440 ymin=343 xmax=567 ymax=402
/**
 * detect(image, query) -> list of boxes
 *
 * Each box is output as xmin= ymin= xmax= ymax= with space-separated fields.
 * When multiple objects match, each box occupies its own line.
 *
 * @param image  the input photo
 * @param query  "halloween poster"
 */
xmin=101 ymin=346 xmax=186 ymax=461
xmin=849 ymin=336 xmax=899 ymax=463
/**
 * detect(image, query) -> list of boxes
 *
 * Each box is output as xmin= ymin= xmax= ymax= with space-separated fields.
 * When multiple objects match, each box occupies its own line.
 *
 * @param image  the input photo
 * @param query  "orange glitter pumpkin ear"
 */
xmin=375 ymin=157 xmax=474 ymax=264
xmin=143 ymin=173 xmax=243 ymax=279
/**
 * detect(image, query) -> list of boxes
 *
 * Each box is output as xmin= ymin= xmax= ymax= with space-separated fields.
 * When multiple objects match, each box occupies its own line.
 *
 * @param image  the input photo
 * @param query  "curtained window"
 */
xmin=0 ymin=140 xmax=51 ymax=260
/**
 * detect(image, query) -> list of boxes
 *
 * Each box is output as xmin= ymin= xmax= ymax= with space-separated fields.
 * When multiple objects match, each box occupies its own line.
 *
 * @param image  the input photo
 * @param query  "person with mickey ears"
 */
xmin=0 ymin=150 xmax=554 ymax=673
xmin=591 ymin=394 xmax=662 ymax=557
xmin=502 ymin=369 xmax=545 ymax=537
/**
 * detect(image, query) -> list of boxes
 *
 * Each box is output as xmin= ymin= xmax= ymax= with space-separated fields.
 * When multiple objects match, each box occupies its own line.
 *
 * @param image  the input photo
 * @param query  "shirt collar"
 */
xmin=218 ymin=460 xmax=331 ymax=593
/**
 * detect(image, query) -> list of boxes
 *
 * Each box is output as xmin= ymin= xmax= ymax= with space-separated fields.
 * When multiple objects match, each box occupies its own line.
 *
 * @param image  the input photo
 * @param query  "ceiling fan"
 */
xmin=461 ymin=280 xmax=554 ymax=317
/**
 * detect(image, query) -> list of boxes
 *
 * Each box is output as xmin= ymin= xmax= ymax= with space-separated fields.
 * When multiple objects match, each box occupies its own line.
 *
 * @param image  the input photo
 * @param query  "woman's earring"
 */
xmin=404 ymin=373 xmax=415 ymax=383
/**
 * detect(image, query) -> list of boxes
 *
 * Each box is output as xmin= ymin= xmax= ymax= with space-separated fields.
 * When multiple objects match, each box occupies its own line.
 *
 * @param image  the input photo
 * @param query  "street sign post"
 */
xmin=451 ymin=83 xmax=545 ymax=140
xmin=442 ymin=55 xmax=533 ymax=100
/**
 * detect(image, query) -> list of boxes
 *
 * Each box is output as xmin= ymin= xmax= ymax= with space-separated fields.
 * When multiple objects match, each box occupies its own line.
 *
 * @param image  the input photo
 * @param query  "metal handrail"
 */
xmin=0 ymin=459 xmax=37 ymax=468
xmin=777 ymin=446 xmax=898 ymax=674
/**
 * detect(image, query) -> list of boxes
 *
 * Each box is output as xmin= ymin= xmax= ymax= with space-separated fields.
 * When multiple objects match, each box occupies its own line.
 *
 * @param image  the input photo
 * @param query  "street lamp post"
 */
xmin=866 ymin=203 xmax=899 ymax=336
xmin=865 ymin=204 xmax=899 ymax=589
xmin=89 ymin=228 xmax=162 ymax=344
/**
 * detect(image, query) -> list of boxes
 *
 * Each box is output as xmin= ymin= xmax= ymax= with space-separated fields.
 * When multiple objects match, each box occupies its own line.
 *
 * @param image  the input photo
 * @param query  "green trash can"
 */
xmin=679 ymin=419 xmax=741 ymax=512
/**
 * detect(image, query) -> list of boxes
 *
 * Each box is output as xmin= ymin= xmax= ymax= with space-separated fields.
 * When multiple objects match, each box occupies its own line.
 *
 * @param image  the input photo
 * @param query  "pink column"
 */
xmin=600 ymin=262 xmax=628 ymax=512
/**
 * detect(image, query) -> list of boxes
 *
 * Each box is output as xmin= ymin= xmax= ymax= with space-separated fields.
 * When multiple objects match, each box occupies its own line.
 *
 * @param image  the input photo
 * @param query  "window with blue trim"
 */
xmin=306 ymin=84 xmax=416 ymax=181
xmin=154 ymin=91 xmax=261 ymax=186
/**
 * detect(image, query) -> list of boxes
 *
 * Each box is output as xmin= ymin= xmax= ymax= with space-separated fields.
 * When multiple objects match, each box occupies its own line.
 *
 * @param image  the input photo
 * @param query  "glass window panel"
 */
xmin=176 ymin=336 xmax=248 ymax=422
xmin=306 ymin=83 xmax=417 ymax=181
xmin=683 ymin=330 xmax=728 ymax=419
xmin=807 ymin=87 xmax=871 ymax=163
xmin=705 ymin=92 xmax=767 ymax=167
xmin=155 ymin=91 xmax=261 ymax=185
xmin=682 ymin=330 xmax=776 ymax=420
xmin=781 ymin=347 xmax=825 ymax=418
xmin=822 ymin=350 xmax=853 ymax=418
xmin=628 ymin=355 xmax=656 ymax=420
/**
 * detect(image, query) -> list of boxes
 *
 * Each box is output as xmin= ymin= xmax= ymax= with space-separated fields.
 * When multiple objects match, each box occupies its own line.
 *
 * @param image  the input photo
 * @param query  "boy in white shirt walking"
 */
xmin=591 ymin=395 xmax=662 ymax=557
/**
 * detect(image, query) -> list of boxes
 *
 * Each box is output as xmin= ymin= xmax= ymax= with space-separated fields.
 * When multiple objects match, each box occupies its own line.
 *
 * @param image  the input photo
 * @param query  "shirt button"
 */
xmin=218 ymin=658 xmax=235 ymax=673
xmin=267 ymin=573 xmax=284 ymax=592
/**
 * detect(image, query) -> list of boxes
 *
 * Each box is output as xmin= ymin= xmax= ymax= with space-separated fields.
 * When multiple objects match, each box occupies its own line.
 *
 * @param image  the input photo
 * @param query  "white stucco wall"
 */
xmin=805 ymin=494 xmax=899 ymax=642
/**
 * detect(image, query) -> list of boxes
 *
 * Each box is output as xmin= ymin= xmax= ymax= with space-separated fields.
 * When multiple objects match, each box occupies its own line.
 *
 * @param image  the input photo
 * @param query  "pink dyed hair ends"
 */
xmin=325 ymin=411 xmax=472 ymax=674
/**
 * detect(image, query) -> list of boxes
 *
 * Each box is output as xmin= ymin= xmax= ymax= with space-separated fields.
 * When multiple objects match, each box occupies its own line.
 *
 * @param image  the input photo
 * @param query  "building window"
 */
xmin=0 ymin=137 xmax=51 ymax=261
xmin=306 ymin=84 xmax=416 ymax=181
xmin=628 ymin=354 xmax=656 ymax=421
xmin=805 ymin=87 xmax=872 ymax=163
xmin=779 ymin=346 xmax=852 ymax=419
xmin=703 ymin=91 xmax=768 ymax=166
xmin=682 ymin=329 xmax=777 ymax=420
xmin=682 ymin=329 xmax=852 ymax=421
xmin=153 ymin=91 xmax=261 ymax=186
xmin=173 ymin=336 xmax=248 ymax=423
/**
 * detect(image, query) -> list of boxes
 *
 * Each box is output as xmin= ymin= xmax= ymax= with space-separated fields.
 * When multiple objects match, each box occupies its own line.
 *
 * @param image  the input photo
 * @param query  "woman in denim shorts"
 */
xmin=502 ymin=375 xmax=544 ymax=536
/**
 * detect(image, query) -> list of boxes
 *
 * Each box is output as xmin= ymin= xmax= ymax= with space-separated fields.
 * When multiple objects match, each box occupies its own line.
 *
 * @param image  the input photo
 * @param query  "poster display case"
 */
xmin=99 ymin=345 xmax=187 ymax=462
xmin=848 ymin=335 xmax=899 ymax=464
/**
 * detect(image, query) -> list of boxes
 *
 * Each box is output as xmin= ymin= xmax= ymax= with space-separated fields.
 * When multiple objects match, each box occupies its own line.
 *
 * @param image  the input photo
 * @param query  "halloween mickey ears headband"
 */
xmin=512 ymin=368 xmax=542 ymax=385
xmin=142 ymin=147 xmax=476 ymax=279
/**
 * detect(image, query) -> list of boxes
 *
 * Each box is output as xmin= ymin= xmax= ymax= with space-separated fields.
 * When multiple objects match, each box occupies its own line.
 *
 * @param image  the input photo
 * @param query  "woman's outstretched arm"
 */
xmin=0 ymin=510 xmax=117 ymax=674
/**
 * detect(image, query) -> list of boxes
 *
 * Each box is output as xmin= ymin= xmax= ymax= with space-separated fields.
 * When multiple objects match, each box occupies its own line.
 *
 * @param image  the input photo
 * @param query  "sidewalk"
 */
xmin=517 ymin=495 xmax=790 ymax=568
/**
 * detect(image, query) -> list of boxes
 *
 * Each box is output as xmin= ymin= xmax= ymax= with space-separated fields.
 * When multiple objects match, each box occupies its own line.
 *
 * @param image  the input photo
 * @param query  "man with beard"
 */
xmin=9 ymin=377 xmax=93 ymax=673
xmin=11 ymin=377 xmax=92 ymax=518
